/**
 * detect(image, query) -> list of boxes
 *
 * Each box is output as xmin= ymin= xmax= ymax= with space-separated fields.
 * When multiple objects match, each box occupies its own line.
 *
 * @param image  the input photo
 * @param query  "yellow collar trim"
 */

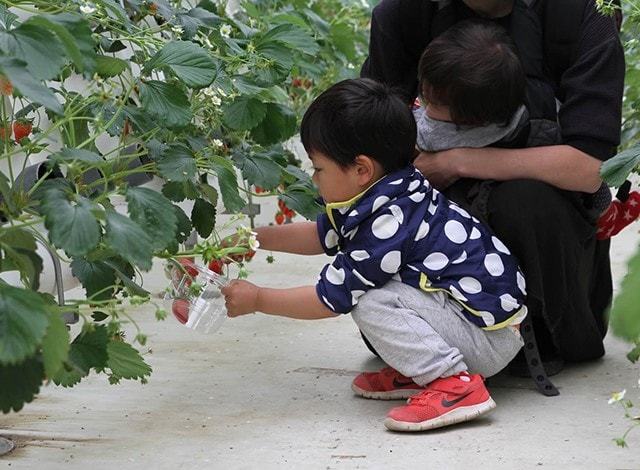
xmin=324 ymin=177 xmax=385 ymax=230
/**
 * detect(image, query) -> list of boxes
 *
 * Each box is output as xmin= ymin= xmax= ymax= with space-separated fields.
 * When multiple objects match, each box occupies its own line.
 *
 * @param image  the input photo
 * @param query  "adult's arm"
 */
xmin=414 ymin=144 xmax=603 ymax=192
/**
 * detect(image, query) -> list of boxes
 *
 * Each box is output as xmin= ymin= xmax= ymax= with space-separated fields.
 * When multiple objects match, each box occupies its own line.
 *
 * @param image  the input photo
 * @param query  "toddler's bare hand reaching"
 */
xmin=221 ymin=280 xmax=259 ymax=317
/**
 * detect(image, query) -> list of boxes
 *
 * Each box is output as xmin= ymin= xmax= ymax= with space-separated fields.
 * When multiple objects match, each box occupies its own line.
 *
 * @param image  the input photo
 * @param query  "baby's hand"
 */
xmin=221 ymin=279 xmax=259 ymax=317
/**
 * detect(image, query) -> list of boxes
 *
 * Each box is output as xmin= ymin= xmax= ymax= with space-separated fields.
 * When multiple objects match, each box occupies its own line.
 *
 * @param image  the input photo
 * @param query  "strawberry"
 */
xmin=148 ymin=2 xmax=158 ymax=15
xmin=172 ymin=299 xmax=190 ymax=324
xmin=0 ymin=75 xmax=13 ymax=96
xmin=275 ymin=212 xmax=285 ymax=225
xmin=178 ymin=257 xmax=198 ymax=277
xmin=278 ymin=199 xmax=287 ymax=212
xmin=244 ymin=250 xmax=256 ymax=262
xmin=284 ymin=207 xmax=295 ymax=219
xmin=12 ymin=119 xmax=32 ymax=142
xmin=303 ymin=78 xmax=313 ymax=89
xmin=291 ymin=77 xmax=303 ymax=88
xmin=255 ymin=186 xmax=264 ymax=194
xmin=208 ymin=258 xmax=225 ymax=275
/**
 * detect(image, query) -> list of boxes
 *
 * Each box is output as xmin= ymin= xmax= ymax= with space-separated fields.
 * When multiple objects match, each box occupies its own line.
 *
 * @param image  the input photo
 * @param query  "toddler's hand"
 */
xmin=221 ymin=279 xmax=259 ymax=317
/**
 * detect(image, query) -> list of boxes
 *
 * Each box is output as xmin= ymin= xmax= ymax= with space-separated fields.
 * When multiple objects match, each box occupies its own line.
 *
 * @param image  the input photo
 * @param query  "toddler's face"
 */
xmin=309 ymin=151 xmax=361 ymax=203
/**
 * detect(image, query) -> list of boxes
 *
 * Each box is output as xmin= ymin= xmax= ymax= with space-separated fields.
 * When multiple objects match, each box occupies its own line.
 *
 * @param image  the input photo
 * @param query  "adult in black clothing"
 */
xmin=360 ymin=0 xmax=625 ymax=367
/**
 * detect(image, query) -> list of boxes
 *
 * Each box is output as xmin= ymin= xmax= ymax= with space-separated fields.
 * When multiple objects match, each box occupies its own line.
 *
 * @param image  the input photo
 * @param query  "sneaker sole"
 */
xmin=352 ymin=382 xmax=424 ymax=400
xmin=383 ymin=397 xmax=497 ymax=431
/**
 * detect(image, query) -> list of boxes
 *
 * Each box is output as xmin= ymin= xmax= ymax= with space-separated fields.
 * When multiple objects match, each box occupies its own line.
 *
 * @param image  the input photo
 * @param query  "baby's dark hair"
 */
xmin=300 ymin=78 xmax=416 ymax=173
xmin=418 ymin=19 xmax=525 ymax=126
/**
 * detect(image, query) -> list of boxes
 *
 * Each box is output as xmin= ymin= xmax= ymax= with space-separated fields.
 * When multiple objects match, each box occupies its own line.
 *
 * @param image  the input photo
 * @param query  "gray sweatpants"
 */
xmin=351 ymin=280 xmax=524 ymax=386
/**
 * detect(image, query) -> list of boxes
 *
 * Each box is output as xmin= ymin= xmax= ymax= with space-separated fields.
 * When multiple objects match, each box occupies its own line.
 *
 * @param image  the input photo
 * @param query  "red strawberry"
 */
xmin=179 ymin=257 xmax=198 ymax=277
xmin=275 ymin=212 xmax=285 ymax=225
xmin=284 ymin=208 xmax=295 ymax=219
xmin=12 ymin=119 xmax=32 ymax=142
xmin=0 ymin=75 xmax=13 ymax=96
xmin=208 ymin=258 xmax=225 ymax=274
xmin=291 ymin=77 xmax=303 ymax=88
xmin=255 ymin=186 xmax=264 ymax=194
xmin=278 ymin=199 xmax=287 ymax=212
xmin=244 ymin=250 xmax=256 ymax=262
xmin=172 ymin=299 xmax=190 ymax=324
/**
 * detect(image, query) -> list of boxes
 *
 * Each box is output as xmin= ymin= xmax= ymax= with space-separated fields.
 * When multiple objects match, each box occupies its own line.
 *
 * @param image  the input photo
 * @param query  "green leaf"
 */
xmin=600 ymin=145 xmax=640 ymax=187
xmin=70 ymin=258 xmax=117 ymax=301
xmin=0 ymin=227 xmax=36 ymax=251
xmin=0 ymin=22 xmax=66 ymax=80
xmin=126 ymin=187 xmax=178 ymax=251
xmin=0 ymin=356 xmax=44 ymax=413
xmin=27 ymin=15 xmax=85 ymax=72
xmin=41 ymin=313 xmax=70 ymax=379
xmin=250 ymin=103 xmax=296 ymax=145
xmin=0 ymin=57 xmax=62 ymax=113
xmin=329 ymin=21 xmax=358 ymax=62
xmin=231 ymin=76 xmax=267 ymax=95
xmin=191 ymin=198 xmax=216 ymax=238
xmin=174 ymin=7 xmax=221 ymax=38
xmin=210 ymin=156 xmax=246 ymax=212
xmin=198 ymin=183 xmax=218 ymax=206
xmin=94 ymin=55 xmax=128 ymax=78
xmin=40 ymin=187 xmax=101 ymax=256
xmin=139 ymin=80 xmax=192 ymax=129
xmin=610 ymin=247 xmax=640 ymax=342
xmin=222 ymin=96 xmax=267 ymax=130
xmin=157 ymin=144 xmax=197 ymax=182
xmin=233 ymin=152 xmax=282 ymax=189
xmin=0 ymin=284 xmax=49 ymax=364
xmin=173 ymin=204 xmax=192 ymax=243
xmin=254 ymin=41 xmax=294 ymax=85
xmin=105 ymin=211 xmax=153 ymax=271
xmin=52 ymin=324 xmax=109 ymax=388
xmin=259 ymin=24 xmax=319 ymax=55
xmin=39 ymin=13 xmax=96 ymax=73
xmin=280 ymin=185 xmax=322 ymax=220
xmin=106 ymin=340 xmax=152 ymax=380
xmin=103 ymin=259 xmax=150 ymax=297
xmin=0 ymin=246 xmax=42 ymax=290
xmin=145 ymin=41 xmax=217 ymax=88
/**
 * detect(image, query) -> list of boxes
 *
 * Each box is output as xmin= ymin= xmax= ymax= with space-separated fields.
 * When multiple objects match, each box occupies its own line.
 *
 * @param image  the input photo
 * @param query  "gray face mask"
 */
xmin=414 ymin=104 xmax=528 ymax=152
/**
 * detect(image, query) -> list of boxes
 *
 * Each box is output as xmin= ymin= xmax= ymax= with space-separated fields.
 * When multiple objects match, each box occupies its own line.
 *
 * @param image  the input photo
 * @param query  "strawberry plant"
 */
xmin=0 ymin=0 xmax=371 ymax=413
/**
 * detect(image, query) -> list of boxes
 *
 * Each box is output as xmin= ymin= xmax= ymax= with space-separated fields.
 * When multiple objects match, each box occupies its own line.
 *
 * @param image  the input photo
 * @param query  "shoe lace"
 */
xmin=407 ymin=389 xmax=443 ymax=405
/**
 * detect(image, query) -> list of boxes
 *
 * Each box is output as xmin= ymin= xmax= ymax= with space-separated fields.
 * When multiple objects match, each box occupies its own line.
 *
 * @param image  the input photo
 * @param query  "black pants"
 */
xmin=443 ymin=179 xmax=611 ymax=362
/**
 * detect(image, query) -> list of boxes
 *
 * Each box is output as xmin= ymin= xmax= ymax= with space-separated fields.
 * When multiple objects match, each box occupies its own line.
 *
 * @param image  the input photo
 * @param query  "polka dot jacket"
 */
xmin=315 ymin=165 xmax=528 ymax=330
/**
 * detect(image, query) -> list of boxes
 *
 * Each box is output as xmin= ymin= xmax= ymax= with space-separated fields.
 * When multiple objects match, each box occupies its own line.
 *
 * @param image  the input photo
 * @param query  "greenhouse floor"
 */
xmin=1 ymin=223 xmax=639 ymax=470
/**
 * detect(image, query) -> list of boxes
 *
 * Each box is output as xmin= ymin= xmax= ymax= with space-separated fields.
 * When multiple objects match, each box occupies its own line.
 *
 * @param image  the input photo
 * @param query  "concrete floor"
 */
xmin=1 ymin=214 xmax=639 ymax=469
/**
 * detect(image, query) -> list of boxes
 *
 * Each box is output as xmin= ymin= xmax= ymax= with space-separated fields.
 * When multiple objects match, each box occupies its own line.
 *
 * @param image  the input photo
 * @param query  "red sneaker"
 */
xmin=384 ymin=372 xmax=496 ymax=431
xmin=352 ymin=366 xmax=425 ymax=400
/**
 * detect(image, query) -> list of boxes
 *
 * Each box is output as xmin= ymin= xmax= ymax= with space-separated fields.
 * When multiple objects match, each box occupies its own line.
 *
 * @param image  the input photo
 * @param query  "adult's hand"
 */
xmin=413 ymin=149 xmax=462 ymax=190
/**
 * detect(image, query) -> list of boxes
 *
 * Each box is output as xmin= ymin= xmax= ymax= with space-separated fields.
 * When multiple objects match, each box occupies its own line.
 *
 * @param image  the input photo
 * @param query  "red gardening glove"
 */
xmin=596 ymin=192 xmax=640 ymax=240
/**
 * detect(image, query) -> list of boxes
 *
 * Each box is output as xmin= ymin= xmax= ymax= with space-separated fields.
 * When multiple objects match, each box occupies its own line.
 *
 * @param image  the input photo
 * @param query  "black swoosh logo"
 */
xmin=392 ymin=378 xmax=418 ymax=388
xmin=441 ymin=393 xmax=471 ymax=407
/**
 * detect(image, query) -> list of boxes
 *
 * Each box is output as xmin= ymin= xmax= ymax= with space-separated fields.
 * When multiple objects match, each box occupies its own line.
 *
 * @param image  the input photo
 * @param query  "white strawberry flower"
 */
xmin=80 ymin=3 xmax=96 ymax=14
xmin=220 ymin=24 xmax=232 ymax=38
xmin=212 ymin=139 xmax=224 ymax=148
xmin=608 ymin=389 xmax=626 ymax=404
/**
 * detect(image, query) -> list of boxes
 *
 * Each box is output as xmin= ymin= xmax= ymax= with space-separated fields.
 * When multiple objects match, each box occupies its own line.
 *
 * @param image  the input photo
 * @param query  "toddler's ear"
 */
xmin=354 ymin=154 xmax=382 ymax=185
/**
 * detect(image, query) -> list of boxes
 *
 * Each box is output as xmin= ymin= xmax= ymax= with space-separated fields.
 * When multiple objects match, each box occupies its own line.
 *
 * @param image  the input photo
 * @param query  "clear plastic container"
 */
xmin=165 ymin=262 xmax=229 ymax=334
